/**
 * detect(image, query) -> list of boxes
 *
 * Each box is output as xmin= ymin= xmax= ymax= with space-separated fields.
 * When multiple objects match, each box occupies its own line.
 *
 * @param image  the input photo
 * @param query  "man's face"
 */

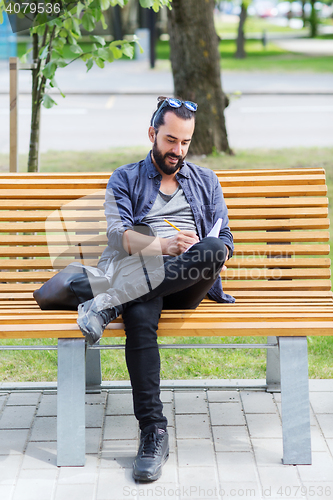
xmin=149 ymin=111 xmax=195 ymax=176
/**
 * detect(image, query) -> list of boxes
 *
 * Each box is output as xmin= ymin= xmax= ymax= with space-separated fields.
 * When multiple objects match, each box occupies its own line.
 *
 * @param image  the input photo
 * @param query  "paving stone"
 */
xmin=54 ymin=483 xmax=96 ymax=500
xmin=86 ymin=427 xmax=102 ymax=455
xmin=177 ymin=439 xmax=215 ymax=467
xmin=207 ymin=390 xmax=240 ymax=403
xmin=0 ymin=455 xmax=22 ymax=485
xmin=160 ymin=390 xmax=173 ymax=403
xmin=175 ymin=414 xmax=210 ymax=439
xmin=96 ymin=468 xmax=137 ymax=500
xmin=310 ymin=392 xmax=333 ymax=414
xmin=21 ymin=442 xmax=57 ymax=469
xmin=219 ymin=482 xmax=262 ymax=500
xmin=174 ymin=391 xmax=207 ymax=414
xmin=106 ymin=393 xmax=134 ymax=416
xmin=86 ymin=404 xmax=104 ymax=428
xmin=301 ymin=483 xmax=333 ymax=500
xmin=13 ymin=468 xmax=58 ymax=500
xmin=309 ymin=380 xmax=333 ymax=391
xmin=327 ymin=439 xmax=333 ymax=456
xmin=257 ymin=465 xmax=302 ymax=498
xmin=0 ymin=394 xmax=7 ymax=413
xmin=58 ymin=455 xmax=99 ymax=484
xmin=0 ymin=406 xmax=36 ymax=429
xmin=0 ymin=484 xmax=15 ymax=500
xmin=297 ymin=451 xmax=333 ymax=482
xmin=316 ymin=414 xmax=333 ymax=438
xmin=252 ymin=438 xmax=283 ymax=466
xmin=100 ymin=439 xmax=137 ymax=469
xmin=37 ymin=395 xmax=57 ymax=417
xmin=216 ymin=451 xmax=257 ymax=482
xmin=126 ymin=480 xmax=181 ymax=500
xmin=246 ymin=413 xmax=282 ymax=439
xmin=167 ymin=425 xmax=176 ymax=454
xmin=310 ymin=425 xmax=330 ymax=452
xmin=7 ymin=392 xmax=41 ymax=406
xmin=241 ymin=391 xmax=277 ymax=414
xmin=212 ymin=425 xmax=251 ymax=452
xmin=104 ymin=415 xmax=138 ymax=440
xmin=30 ymin=417 xmax=57 ymax=442
xmin=0 ymin=429 xmax=29 ymax=455
xmin=178 ymin=466 xmax=219 ymax=499
xmin=163 ymin=402 xmax=174 ymax=427
xmin=85 ymin=392 xmax=107 ymax=405
xmin=209 ymin=402 xmax=245 ymax=426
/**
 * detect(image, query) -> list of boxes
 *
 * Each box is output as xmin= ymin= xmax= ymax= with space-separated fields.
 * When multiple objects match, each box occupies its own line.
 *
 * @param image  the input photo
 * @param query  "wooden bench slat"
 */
xmin=223 ymin=280 xmax=332 ymax=290
xmin=232 ymin=231 xmax=330 ymax=243
xmin=222 ymin=186 xmax=327 ymax=197
xmin=226 ymin=197 xmax=328 ymax=208
xmin=215 ymin=168 xmax=326 ymax=176
xmin=0 ymin=218 xmax=329 ymax=233
xmin=0 ymin=257 xmax=328 ymax=270
xmin=233 ymin=244 xmax=330 ymax=256
xmin=228 ymin=208 xmax=328 ymax=219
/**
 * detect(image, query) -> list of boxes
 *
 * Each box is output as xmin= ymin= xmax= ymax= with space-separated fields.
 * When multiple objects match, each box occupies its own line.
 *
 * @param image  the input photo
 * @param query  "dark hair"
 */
xmin=150 ymin=98 xmax=196 ymax=131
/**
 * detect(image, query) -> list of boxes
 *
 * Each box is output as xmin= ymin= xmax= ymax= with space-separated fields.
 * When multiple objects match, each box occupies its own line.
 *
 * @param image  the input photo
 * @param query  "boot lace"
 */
xmin=141 ymin=431 xmax=163 ymax=458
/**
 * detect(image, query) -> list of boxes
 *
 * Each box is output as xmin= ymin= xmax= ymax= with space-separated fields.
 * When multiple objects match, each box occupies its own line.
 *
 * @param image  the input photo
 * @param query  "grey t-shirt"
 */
xmin=142 ymin=185 xmax=198 ymax=238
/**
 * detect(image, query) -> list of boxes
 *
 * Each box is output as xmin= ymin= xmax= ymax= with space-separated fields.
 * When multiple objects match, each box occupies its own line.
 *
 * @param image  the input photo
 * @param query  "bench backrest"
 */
xmin=0 ymin=168 xmax=330 ymax=305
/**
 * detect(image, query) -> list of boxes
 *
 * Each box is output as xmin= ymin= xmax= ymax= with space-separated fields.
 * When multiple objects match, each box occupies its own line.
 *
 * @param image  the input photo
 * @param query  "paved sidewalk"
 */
xmin=1 ymin=380 xmax=333 ymax=500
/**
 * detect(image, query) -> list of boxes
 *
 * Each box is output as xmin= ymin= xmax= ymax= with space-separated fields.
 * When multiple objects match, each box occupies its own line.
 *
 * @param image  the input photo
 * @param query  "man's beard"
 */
xmin=152 ymin=140 xmax=184 ymax=175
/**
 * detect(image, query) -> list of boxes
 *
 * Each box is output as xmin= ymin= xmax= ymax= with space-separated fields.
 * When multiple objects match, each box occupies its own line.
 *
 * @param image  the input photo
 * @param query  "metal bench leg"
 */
xmin=57 ymin=338 xmax=86 ymax=466
xmin=86 ymin=343 xmax=102 ymax=393
xmin=279 ymin=336 xmax=311 ymax=465
xmin=266 ymin=336 xmax=281 ymax=392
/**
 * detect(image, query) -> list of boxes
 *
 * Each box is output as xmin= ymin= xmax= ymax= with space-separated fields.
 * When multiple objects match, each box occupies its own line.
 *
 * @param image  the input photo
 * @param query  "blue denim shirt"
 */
xmin=99 ymin=152 xmax=235 ymax=303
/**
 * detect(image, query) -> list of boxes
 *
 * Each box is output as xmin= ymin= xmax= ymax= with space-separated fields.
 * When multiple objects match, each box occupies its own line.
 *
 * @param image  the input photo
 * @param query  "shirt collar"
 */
xmin=145 ymin=151 xmax=190 ymax=179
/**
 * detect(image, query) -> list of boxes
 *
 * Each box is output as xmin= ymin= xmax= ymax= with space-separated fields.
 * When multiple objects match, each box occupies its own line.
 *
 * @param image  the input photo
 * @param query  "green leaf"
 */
xmin=100 ymin=13 xmax=107 ymax=30
xmin=82 ymin=12 xmax=96 ymax=32
xmin=42 ymin=94 xmax=57 ymax=109
xmin=100 ymin=0 xmax=110 ymax=10
xmin=110 ymin=45 xmax=122 ymax=59
xmin=122 ymin=43 xmax=134 ymax=59
xmin=64 ymin=18 xmax=72 ymax=31
xmin=76 ymin=2 xmax=84 ymax=17
xmin=42 ymin=61 xmax=57 ymax=80
xmin=86 ymin=59 xmax=94 ymax=72
xmin=69 ymin=44 xmax=83 ymax=54
xmin=97 ymin=47 xmax=109 ymax=60
xmin=95 ymin=58 xmax=105 ymax=68
xmin=139 ymin=0 xmax=153 ymax=8
xmin=90 ymin=35 xmax=105 ymax=46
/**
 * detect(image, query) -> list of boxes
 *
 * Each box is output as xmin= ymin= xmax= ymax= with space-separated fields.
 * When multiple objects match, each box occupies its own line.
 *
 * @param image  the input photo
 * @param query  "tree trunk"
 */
xmin=309 ymin=0 xmax=318 ymax=38
xmin=167 ymin=0 xmax=231 ymax=156
xmin=28 ymin=33 xmax=41 ymax=173
xmin=235 ymin=2 xmax=247 ymax=59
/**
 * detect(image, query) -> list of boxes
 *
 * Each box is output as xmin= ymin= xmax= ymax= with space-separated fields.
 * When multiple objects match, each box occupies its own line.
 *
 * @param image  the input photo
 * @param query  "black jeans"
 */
xmin=120 ymin=237 xmax=227 ymax=431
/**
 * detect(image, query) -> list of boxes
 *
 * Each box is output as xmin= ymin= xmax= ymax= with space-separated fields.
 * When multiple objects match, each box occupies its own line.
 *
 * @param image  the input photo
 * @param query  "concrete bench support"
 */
xmin=279 ymin=336 xmax=311 ymax=465
xmin=85 ymin=342 xmax=102 ymax=393
xmin=57 ymin=338 xmax=86 ymax=466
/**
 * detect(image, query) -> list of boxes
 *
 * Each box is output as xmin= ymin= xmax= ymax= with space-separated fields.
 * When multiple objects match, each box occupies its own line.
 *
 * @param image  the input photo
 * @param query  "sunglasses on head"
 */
xmin=152 ymin=97 xmax=198 ymax=128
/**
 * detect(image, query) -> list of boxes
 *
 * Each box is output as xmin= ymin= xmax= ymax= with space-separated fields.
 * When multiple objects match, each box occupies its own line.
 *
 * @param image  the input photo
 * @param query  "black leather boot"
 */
xmin=133 ymin=424 xmax=169 ymax=482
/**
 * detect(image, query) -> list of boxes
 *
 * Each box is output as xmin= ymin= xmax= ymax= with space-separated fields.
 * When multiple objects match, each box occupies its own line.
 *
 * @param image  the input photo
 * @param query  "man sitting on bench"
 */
xmin=77 ymin=96 xmax=234 ymax=482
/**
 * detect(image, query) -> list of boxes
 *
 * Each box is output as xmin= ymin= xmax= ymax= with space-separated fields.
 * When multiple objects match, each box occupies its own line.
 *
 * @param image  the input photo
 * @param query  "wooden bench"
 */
xmin=0 ymin=168 xmax=331 ymax=467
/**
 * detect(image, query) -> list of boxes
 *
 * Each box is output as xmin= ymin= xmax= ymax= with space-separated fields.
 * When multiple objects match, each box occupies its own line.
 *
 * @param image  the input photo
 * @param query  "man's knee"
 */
xmin=199 ymin=237 xmax=227 ymax=265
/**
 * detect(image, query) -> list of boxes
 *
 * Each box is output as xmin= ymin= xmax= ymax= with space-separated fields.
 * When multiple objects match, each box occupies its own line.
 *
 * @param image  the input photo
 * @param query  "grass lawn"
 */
xmin=156 ymin=38 xmax=333 ymax=73
xmin=0 ymin=147 xmax=333 ymax=382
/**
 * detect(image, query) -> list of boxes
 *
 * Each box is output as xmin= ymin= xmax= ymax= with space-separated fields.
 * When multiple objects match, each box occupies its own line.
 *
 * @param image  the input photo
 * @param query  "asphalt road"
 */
xmin=1 ymin=93 xmax=332 ymax=154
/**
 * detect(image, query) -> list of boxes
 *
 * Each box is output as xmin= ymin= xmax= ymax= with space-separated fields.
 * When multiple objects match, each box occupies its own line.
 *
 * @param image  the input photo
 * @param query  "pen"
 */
xmin=164 ymin=219 xmax=181 ymax=231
